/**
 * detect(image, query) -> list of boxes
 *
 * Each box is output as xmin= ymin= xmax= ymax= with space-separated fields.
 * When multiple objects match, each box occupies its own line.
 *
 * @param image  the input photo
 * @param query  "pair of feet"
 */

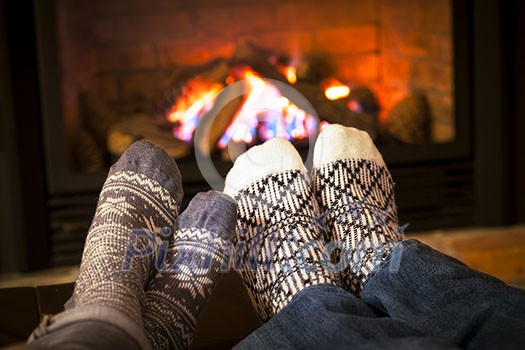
xmin=225 ymin=124 xmax=403 ymax=320
xmin=61 ymin=125 xmax=403 ymax=349
xmin=63 ymin=141 xmax=236 ymax=350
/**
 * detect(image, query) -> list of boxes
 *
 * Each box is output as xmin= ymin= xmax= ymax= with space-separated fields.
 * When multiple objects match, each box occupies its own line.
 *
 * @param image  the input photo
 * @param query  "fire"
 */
xmin=167 ymin=66 xmax=317 ymax=150
xmin=279 ymin=65 xmax=297 ymax=84
xmin=167 ymin=77 xmax=224 ymax=141
xmin=218 ymin=67 xmax=316 ymax=148
xmin=323 ymin=78 xmax=350 ymax=101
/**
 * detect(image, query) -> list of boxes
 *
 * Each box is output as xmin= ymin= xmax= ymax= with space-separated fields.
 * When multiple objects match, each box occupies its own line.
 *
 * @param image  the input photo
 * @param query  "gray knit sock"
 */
xmin=66 ymin=140 xmax=183 ymax=329
xmin=143 ymin=190 xmax=236 ymax=350
xmin=224 ymin=138 xmax=337 ymax=322
xmin=312 ymin=125 xmax=403 ymax=294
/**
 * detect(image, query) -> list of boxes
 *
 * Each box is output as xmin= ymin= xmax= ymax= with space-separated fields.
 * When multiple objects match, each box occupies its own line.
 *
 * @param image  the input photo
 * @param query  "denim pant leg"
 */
xmin=234 ymin=284 xmax=457 ymax=350
xmin=362 ymin=239 xmax=525 ymax=350
xmin=25 ymin=305 xmax=149 ymax=350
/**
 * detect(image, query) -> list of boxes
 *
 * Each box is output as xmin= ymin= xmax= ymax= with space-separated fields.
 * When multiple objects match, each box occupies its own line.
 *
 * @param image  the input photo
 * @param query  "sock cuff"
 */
xmin=174 ymin=190 xmax=237 ymax=243
xmin=313 ymin=124 xmax=384 ymax=168
xmin=108 ymin=140 xmax=184 ymax=205
xmin=224 ymin=138 xmax=306 ymax=197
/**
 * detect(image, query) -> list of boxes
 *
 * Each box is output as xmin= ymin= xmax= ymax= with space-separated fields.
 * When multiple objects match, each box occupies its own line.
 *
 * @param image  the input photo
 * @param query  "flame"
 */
xmin=167 ymin=77 xmax=224 ymax=141
xmin=323 ymin=78 xmax=350 ymax=101
xmin=279 ymin=65 xmax=297 ymax=84
xmin=218 ymin=67 xmax=316 ymax=148
xmin=167 ymin=66 xmax=317 ymax=149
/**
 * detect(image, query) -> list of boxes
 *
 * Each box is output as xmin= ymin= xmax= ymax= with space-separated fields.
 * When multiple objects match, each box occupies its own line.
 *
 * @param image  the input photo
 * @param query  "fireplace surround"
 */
xmin=1 ymin=0 xmax=524 ymax=272
xmin=35 ymin=0 xmax=470 ymax=266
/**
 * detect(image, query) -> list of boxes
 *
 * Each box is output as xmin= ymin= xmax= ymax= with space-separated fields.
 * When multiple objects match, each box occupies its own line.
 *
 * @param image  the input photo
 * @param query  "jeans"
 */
xmin=235 ymin=239 xmax=525 ymax=349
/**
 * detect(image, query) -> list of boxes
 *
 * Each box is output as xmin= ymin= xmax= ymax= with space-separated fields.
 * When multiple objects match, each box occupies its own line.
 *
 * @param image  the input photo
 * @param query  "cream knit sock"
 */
xmin=312 ymin=125 xmax=403 ymax=294
xmin=225 ymin=138 xmax=336 ymax=321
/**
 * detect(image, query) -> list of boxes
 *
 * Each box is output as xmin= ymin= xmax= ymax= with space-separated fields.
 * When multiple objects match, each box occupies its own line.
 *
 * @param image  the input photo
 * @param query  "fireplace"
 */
xmin=2 ymin=0 xmax=513 ymax=269
xmin=42 ymin=0 xmax=458 ymax=171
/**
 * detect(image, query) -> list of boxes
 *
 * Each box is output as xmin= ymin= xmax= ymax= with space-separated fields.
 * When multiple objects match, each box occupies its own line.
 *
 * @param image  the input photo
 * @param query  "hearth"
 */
xmin=32 ymin=0 xmax=475 ymax=267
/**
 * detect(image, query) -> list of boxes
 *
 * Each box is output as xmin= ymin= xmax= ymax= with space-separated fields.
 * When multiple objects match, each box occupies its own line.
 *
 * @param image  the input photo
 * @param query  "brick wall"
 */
xmin=378 ymin=0 xmax=453 ymax=142
xmin=56 ymin=0 xmax=453 ymax=158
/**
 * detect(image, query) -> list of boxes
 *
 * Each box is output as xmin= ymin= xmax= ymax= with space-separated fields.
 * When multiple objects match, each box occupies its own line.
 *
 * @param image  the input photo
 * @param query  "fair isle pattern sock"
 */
xmin=66 ymin=140 xmax=183 ymax=329
xmin=143 ymin=191 xmax=236 ymax=350
xmin=224 ymin=138 xmax=336 ymax=321
xmin=313 ymin=125 xmax=403 ymax=294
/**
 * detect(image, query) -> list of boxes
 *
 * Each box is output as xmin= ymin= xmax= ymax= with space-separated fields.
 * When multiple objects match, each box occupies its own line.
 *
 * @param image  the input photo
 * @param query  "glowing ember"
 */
xmin=218 ymin=67 xmax=316 ymax=149
xmin=225 ymin=74 xmax=235 ymax=85
xmin=348 ymin=100 xmax=363 ymax=113
xmin=279 ymin=65 xmax=297 ymax=84
xmin=320 ymin=120 xmax=331 ymax=130
xmin=323 ymin=78 xmax=351 ymax=101
xmin=167 ymin=77 xmax=224 ymax=141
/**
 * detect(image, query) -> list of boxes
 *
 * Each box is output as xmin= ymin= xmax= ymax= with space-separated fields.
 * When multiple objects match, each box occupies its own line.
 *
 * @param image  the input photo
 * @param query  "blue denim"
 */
xmin=235 ymin=239 xmax=525 ymax=349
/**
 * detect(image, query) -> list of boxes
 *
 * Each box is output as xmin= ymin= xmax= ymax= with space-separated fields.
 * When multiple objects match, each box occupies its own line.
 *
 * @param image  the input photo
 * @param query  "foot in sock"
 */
xmin=224 ymin=138 xmax=336 ymax=321
xmin=143 ymin=190 xmax=237 ymax=350
xmin=312 ymin=125 xmax=403 ymax=294
xmin=66 ymin=140 xmax=183 ymax=329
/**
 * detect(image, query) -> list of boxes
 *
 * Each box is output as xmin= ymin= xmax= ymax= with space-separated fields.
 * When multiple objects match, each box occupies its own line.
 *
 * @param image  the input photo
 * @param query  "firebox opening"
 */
xmin=55 ymin=0 xmax=453 ymax=173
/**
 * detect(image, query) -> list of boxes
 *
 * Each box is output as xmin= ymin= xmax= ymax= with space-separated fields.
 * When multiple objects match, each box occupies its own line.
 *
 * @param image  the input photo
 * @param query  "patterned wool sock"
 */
xmin=224 ymin=138 xmax=336 ymax=322
xmin=142 ymin=190 xmax=237 ymax=350
xmin=312 ymin=124 xmax=403 ymax=294
xmin=66 ymin=140 xmax=183 ymax=329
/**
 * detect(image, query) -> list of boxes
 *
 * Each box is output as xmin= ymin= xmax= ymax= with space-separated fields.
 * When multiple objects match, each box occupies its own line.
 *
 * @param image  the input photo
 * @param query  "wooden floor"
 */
xmin=408 ymin=225 xmax=525 ymax=289
xmin=1 ymin=225 xmax=525 ymax=289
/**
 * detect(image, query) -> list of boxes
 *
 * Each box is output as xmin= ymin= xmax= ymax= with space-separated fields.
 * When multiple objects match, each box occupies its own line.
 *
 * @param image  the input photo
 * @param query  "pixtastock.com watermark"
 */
xmin=121 ymin=205 xmax=408 ymax=275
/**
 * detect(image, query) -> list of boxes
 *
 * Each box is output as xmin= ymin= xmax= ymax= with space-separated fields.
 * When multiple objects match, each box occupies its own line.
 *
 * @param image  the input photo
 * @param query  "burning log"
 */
xmin=385 ymin=93 xmax=432 ymax=144
xmin=194 ymin=91 xmax=245 ymax=155
xmin=172 ymin=58 xmax=230 ymax=90
xmin=348 ymin=86 xmax=381 ymax=115
xmin=296 ymin=52 xmax=337 ymax=84
xmin=107 ymin=114 xmax=191 ymax=158
xmin=80 ymin=91 xmax=122 ymax=152
xmin=156 ymin=42 xmax=383 ymax=152
xmin=293 ymin=82 xmax=379 ymax=140
xmin=157 ymin=58 xmax=236 ymax=156
xmin=157 ymin=59 xmax=230 ymax=122
xmin=228 ymin=42 xmax=289 ymax=84
xmin=347 ymin=86 xmax=381 ymax=140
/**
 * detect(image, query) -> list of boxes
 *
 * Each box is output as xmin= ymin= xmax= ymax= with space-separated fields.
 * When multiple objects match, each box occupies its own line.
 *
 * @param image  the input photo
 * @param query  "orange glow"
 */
xmin=323 ymin=78 xmax=350 ymax=101
xmin=225 ymin=74 xmax=235 ymax=85
xmin=279 ymin=65 xmax=297 ymax=84
xmin=167 ymin=76 xmax=224 ymax=141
